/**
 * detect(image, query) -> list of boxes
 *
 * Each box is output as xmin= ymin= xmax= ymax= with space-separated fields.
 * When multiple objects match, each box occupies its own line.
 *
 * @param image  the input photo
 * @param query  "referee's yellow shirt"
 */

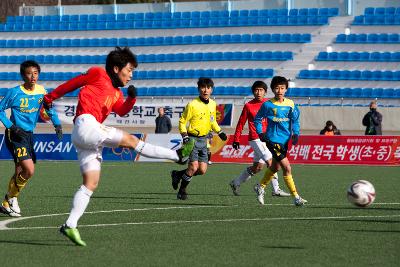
xmin=179 ymin=97 xmax=221 ymax=137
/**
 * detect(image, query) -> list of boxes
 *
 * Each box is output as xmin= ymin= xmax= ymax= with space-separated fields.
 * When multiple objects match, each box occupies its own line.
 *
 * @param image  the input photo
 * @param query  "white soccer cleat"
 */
xmin=294 ymin=196 xmax=308 ymax=206
xmin=0 ymin=202 xmax=21 ymax=217
xmin=8 ymin=197 xmax=21 ymax=214
xmin=229 ymin=181 xmax=240 ymax=196
xmin=272 ymin=189 xmax=291 ymax=197
xmin=253 ymin=184 xmax=265 ymax=205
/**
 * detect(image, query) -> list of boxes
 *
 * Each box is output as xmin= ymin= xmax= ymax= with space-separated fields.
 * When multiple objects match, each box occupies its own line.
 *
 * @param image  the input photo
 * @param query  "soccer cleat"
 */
xmin=272 ymin=189 xmax=291 ymax=197
xmin=171 ymin=170 xmax=181 ymax=190
xmin=60 ymin=224 xmax=87 ymax=246
xmin=294 ymin=196 xmax=308 ymax=206
xmin=177 ymin=188 xmax=188 ymax=200
xmin=0 ymin=201 xmax=21 ymax=217
xmin=176 ymin=139 xmax=195 ymax=165
xmin=253 ymin=184 xmax=265 ymax=205
xmin=229 ymin=181 xmax=240 ymax=196
xmin=7 ymin=197 xmax=21 ymax=214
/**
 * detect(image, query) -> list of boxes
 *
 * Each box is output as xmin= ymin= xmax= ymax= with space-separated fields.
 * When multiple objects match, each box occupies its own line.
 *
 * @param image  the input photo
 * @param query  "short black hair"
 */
xmin=251 ymin=81 xmax=268 ymax=92
xmin=270 ymin=76 xmax=289 ymax=90
xmin=197 ymin=77 xmax=214 ymax=88
xmin=20 ymin=60 xmax=40 ymax=76
xmin=106 ymin=47 xmax=138 ymax=74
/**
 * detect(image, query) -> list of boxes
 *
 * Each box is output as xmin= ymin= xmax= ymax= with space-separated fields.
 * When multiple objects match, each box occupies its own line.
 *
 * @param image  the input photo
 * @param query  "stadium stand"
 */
xmin=1 ymin=5 xmax=399 ymax=106
xmin=292 ymin=6 xmax=400 ymax=106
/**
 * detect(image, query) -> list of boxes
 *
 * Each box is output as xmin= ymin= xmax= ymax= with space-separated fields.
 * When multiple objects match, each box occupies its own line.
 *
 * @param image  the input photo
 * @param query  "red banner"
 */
xmin=210 ymin=135 xmax=400 ymax=165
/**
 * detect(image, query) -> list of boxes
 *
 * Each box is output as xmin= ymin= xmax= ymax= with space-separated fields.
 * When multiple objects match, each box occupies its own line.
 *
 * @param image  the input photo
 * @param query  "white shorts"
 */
xmin=250 ymin=139 xmax=273 ymax=164
xmin=72 ymin=114 xmax=123 ymax=172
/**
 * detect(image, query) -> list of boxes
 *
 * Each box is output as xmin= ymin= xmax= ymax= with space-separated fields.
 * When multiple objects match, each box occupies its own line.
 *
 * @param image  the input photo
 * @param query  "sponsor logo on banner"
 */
xmin=210 ymin=135 xmax=400 ymax=165
xmin=47 ymin=99 xmax=232 ymax=127
xmin=0 ymin=133 xmax=141 ymax=161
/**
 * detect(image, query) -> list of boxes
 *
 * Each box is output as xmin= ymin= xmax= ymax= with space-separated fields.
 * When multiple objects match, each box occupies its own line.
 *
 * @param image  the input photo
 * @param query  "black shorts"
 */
xmin=5 ymin=128 xmax=36 ymax=164
xmin=265 ymin=140 xmax=288 ymax=162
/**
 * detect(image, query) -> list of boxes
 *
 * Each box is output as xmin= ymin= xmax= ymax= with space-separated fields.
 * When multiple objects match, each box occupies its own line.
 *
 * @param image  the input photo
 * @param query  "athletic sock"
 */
xmin=7 ymin=174 xmax=28 ymax=198
xmin=271 ymin=173 xmax=280 ymax=192
xmin=283 ymin=175 xmax=298 ymax=197
xmin=233 ymin=167 xmax=253 ymax=185
xmin=66 ymin=185 xmax=93 ymax=228
xmin=260 ymin=168 xmax=275 ymax=189
xmin=135 ymin=140 xmax=178 ymax=161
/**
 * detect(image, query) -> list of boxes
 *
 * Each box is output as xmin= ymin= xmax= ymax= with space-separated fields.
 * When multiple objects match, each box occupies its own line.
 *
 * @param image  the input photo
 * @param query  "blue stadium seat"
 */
xmin=336 ymin=34 xmax=346 ymax=43
xmin=330 ymin=70 xmax=341 ymax=79
xmin=361 ymin=88 xmax=372 ymax=98
xmin=371 ymin=88 xmax=383 ymax=98
xmin=388 ymin=34 xmax=399 ymax=43
xmin=350 ymin=70 xmax=362 ymax=80
xmin=361 ymin=70 xmax=373 ymax=80
xmin=394 ymin=89 xmax=400 ymax=98
xmin=327 ymin=51 xmax=337 ymax=60
xmin=317 ymin=52 xmax=328 ymax=60
xmin=382 ymin=88 xmax=394 ymax=98
xmin=338 ymin=52 xmax=349 ymax=61
xmin=298 ymin=70 xmax=310 ymax=78
xmin=351 ymin=88 xmax=362 ymax=98
xmin=349 ymin=52 xmax=360 ymax=61
xmin=289 ymin=9 xmax=298 ymax=16
xmin=328 ymin=8 xmax=339 ymax=16
xmin=299 ymin=8 xmax=308 ymax=16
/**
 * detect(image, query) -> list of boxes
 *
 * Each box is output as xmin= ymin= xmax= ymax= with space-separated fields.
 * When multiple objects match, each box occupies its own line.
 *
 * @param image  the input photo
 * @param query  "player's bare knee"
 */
xmin=84 ymin=182 xmax=98 ymax=191
xmin=22 ymin=168 xmax=34 ymax=179
xmin=120 ymin=132 xmax=139 ymax=149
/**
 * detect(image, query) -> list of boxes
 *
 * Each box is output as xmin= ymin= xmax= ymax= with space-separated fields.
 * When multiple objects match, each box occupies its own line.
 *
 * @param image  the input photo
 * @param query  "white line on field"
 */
xmin=2 ymin=214 xmax=400 ymax=231
xmin=0 ymin=205 xmax=231 ymax=230
xmin=1 ymin=203 xmax=399 ymax=231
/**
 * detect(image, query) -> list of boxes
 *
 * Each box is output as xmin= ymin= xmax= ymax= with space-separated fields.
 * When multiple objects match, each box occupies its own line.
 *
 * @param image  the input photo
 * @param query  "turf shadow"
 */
xmin=0 ymin=239 xmax=71 ymax=246
xmin=261 ymin=245 xmax=305 ymax=250
xmin=333 ymin=219 xmax=400 ymax=224
xmin=346 ymin=229 xmax=400 ymax=233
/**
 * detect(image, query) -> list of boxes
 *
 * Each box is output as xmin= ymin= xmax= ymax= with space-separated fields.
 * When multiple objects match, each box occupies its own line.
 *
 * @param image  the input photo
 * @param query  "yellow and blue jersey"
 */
xmin=0 ymin=84 xmax=60 ymax=132
xmin=179 ymin=97 xmax=221 ymax=137
xmin=254 ymin=98 xmax=300 ymax=145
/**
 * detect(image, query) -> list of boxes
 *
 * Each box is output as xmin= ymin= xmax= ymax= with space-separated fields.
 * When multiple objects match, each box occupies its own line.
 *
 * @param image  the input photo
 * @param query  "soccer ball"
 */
xmin=347 ymin=180 xmax=376 ymax=207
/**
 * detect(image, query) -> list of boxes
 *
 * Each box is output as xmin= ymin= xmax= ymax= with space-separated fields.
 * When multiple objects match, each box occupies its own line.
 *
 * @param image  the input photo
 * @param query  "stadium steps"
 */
xmin=275 ymin=16 xmax=353 ymax=80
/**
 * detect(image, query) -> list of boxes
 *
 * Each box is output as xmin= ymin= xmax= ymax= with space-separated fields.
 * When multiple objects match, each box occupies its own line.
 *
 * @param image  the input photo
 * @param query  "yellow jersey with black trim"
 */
xmin=179 ymin=97 xmax=221 ymax=137
xmin=0 ymin=84 xmax=60 ymax=131
xmin=254 ymin=97 xmax=300 ymax=145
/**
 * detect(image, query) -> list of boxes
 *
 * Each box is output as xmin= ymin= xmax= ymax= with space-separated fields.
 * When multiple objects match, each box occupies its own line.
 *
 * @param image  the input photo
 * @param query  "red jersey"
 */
xmin=233 ymin=98 xmax=268 ymax=142
xmin=44 ymin=67 xmax=136 ymax=123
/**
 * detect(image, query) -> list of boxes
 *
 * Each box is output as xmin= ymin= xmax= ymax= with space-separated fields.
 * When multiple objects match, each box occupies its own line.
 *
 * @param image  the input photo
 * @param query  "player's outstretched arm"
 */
xmin=44 ymin=69 xmax=94 ymax=107
xmin=112 ymin=85 xmax=137 ymax=116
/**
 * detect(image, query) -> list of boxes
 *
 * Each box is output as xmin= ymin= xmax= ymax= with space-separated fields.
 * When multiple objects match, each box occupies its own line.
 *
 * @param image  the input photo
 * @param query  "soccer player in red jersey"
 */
xmin=229 ymin=81 xmax=290 ymax=198
xmin=43 ymin=47 xmax=193 ymax=246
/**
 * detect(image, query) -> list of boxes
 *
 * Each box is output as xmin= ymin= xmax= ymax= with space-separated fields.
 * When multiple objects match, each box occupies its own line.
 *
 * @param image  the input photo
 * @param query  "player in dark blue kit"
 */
xmin=253 ymin=76 xmax=307 ymax=206
xmin=0 ymin=60 xmax=62 ymax=217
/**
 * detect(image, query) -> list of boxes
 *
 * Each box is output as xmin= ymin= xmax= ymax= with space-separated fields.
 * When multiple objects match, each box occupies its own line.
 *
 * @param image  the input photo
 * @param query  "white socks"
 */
xmin=271 ymin=173 xmax=280 ymax=192
xmin=135 ymin=140 xmax=178 ymax=161
xmin=233 ymin=168 xmax=280 ymax=193
xmin=233 ymin=169 xmax=252 ymax=185
xmin=66 ymin=185 xmax=93 ymax=228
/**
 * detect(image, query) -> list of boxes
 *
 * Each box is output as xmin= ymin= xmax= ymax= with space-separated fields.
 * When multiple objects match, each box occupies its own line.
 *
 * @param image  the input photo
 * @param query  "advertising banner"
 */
xmin=136 ymin=133 xmax=183 ymax=162
xmin=0 ymin=133 xmax=141 ymax=161
xmin=40 ymin=99 xmax=233 ymax=127
xmin=210 ymin=135 xmax=400 ymax=165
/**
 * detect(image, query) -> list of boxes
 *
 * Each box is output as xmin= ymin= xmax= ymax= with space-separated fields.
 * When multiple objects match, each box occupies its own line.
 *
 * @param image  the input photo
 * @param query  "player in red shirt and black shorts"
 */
xmin=229 ymin=81 xmax=290 ymax=198
xmin=44 ymin=47 xmax=193 ymax=246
